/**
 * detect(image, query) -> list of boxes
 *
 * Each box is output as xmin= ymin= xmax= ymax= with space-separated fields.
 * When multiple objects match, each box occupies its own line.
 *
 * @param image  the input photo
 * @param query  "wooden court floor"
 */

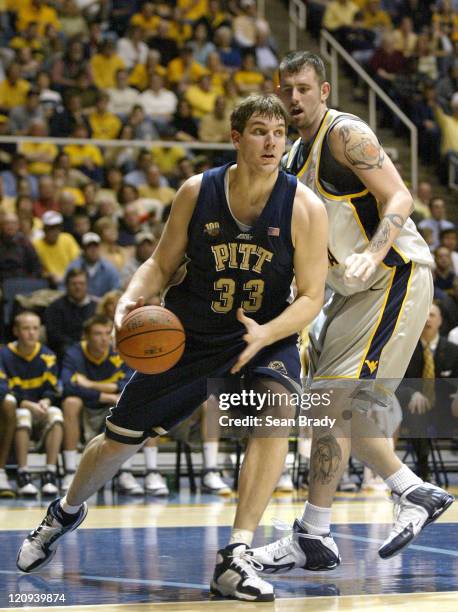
xmin=1 ymin=488 xmax=457 ymax=611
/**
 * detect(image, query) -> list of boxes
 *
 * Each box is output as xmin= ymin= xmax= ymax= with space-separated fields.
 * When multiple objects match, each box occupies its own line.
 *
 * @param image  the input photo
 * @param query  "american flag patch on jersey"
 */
xmin=267 ymin=227 xmax=280 ymax=236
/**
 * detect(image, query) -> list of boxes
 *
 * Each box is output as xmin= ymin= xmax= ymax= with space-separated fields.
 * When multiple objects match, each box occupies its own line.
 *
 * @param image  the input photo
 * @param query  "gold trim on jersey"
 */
xmin=294 ymin=110 xmax=331 ymax=179
xmin=357 ymin=266 xmax=396 ymax=377
xmin=7 ymin=342 xmax=41 ymax=362
xmin=81 ymin=341 xmax=110 ymax=366
xmin=70 ymin=370 xmax=125 ymax=386
xmin=8 ymin=371 xmax=57 ymax=390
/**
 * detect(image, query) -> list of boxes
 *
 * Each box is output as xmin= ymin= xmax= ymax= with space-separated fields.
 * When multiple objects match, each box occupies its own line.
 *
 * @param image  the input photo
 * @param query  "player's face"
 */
xmin=86 ymin=324 xmax=112 ymax=355
xmin=278 ymin=67 xmax=329 ymax=131
xmin=14 ymin=315 xmax=40 ymax=348
xmin=233 ymin=114 xmax=286 ymax=172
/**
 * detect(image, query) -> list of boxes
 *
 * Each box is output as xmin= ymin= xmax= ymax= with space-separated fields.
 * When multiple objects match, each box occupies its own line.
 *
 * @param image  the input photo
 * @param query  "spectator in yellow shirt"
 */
xmin=17 ymin=0 xmax=61 ymax=37
xmin=233 ymin=52 xmax=264 ymax=94
xmin=63 ymin=123 xmax=104 ymax=183
xmin=90 ymin=40 xmax=125 ymax=90
xmin=10 ymin=21 xmax=43 ymax=54
xmin=129 ymin=49 xmax=167 ymax=91
xmin=178 ymin=0 xmax=208 ymax=22
xmin=89 ymin=92 xmax=122 ymax=140
xmin=323 ymin=0 xmax=359 ymax=47
xmin=130 ymin=1 xmax=160 ymax=36
xmin=206 ymin=50 xmax=229 ymax=94
xmin=151 ymin=126 xmax=187 ymax=177
xmin=433 ymin=92 xmax=458 ymax=164
xmin=167 ymin=44 xmax=208 ymax=91
xmin=392 ymin=16 xmax=418 ymax=58
xmin=33 ymin=210 xmax=80 ymax=287
xmin=18 ymin=120 xmax=58 ymax=176
xmin=138 ymin=164 xmax=176 ymax=206
xmin=185 ymin=73 xmax=218 ymax=118
xmin=363 ymin=0 xmax=392 ymax=41
xmin=0 ymin=63 xmax=30 ymax=111
xmin=198 ymin=95 xmax=231 ymax=142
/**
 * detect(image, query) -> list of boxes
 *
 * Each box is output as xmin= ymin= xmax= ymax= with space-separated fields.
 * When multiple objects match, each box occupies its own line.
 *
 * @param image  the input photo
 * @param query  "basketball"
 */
xmin=116 ymin=305 xmax=185 ymax=374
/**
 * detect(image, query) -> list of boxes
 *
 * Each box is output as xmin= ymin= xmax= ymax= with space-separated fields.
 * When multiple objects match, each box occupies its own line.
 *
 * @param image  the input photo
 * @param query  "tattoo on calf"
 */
xmin=339 ymin=123 xmax=384 ymax=170
xmin=311 ymin=434 xmax=342 ymax=485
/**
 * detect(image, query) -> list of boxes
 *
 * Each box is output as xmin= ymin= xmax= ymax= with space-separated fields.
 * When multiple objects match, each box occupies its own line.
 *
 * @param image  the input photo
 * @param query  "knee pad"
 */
xmin=47 ymin=406 xmax=64 ymax=427
xmin=16 ymin=408 xmax=32 ymax=430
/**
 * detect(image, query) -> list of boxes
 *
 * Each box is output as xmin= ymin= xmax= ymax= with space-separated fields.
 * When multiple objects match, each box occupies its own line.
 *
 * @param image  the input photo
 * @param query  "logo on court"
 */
xmin=364 ymin=360 xmax=379 ymax=374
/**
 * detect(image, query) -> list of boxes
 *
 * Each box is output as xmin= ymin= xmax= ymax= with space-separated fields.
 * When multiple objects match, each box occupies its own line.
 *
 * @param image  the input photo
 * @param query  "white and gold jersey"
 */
xmin=284 ymin=109 xmax=433 ymax=296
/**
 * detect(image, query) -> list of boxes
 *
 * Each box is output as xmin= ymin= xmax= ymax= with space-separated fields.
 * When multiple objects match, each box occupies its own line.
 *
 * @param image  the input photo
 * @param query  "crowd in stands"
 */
xmin=310 ymin=0 xmax=458 ymax=181
xmin=0 ymin=1 xmax=457 ymax=497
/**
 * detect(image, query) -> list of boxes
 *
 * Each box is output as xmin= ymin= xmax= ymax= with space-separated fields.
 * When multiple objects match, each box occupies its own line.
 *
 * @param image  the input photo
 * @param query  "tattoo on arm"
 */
xmin=339 ymin=123 xmax=384 ymax=170
xmin=311 ymin=434 xmax=342 ymax=485
xmin=368 ymin=213 xmax=406 ymax=254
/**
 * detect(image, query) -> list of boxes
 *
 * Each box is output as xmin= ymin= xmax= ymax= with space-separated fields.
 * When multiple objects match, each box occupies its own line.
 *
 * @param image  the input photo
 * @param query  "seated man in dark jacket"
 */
xmin=44 ymin=268 xmax=97 ymax=361
xmin=398 ymin=302 xmax=458 ymax=479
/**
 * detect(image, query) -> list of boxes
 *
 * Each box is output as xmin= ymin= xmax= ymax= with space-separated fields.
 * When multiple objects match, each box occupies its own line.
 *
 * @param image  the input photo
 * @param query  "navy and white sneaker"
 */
xmin=379 ymin=483 xmax=454 ymax=559
xmin=17 ymin=499 xmax=88 ymax=573
xmin=250 ymin=519 xmax=340 ymax=574
xmin=210 ymin=543 xmax=274 ymax=602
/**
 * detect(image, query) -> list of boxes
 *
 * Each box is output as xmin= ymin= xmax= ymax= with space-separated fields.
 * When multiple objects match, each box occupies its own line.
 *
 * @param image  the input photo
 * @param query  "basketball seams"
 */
xmin=117 ymin=328 xmax=185 ymax=345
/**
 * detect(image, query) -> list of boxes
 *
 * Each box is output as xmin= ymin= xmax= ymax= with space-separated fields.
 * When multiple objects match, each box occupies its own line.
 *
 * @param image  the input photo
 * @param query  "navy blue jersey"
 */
xmin=0 ymin=342 xmax=59 ymax=405
xmin=61 ymin=341 xmax=133 ymax=410
xmin=165 ymin=164 xmax=297 ymax=341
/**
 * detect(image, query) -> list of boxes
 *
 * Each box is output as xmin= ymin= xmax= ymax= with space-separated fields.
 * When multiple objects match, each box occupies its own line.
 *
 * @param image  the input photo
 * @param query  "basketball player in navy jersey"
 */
xmin=17 ymin=94 xmax=328 ymax=602
xmin=250 ymin=52 xmax=454 ymax=573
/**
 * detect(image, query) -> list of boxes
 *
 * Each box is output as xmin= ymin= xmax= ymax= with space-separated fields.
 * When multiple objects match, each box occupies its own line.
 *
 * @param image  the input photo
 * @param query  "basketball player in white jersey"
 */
xmin=251 ymin=51 xmax=454 ymax=572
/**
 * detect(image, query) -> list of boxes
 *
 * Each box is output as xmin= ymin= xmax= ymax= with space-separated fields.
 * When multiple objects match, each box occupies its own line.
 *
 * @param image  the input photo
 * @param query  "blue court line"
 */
xmin=0 ymin=569 xmax=207 ymax=590
xmin=333 ymin=531 xmax=458 ymax=557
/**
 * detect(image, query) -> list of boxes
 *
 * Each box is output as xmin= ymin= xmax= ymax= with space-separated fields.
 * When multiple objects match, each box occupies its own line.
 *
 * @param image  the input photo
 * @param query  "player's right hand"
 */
xmin=114 ymin=296 xmax=145 ymax=331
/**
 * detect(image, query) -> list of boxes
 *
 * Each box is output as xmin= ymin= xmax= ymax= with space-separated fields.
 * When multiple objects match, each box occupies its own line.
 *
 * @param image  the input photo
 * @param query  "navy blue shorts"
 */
xmin=105 ymin=334 xmax=300 ymax=445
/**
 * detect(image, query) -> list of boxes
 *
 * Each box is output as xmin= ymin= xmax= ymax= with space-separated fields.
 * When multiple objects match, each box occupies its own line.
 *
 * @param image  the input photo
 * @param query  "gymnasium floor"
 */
xmin=1 ymin=483 xmax=457 ymax=611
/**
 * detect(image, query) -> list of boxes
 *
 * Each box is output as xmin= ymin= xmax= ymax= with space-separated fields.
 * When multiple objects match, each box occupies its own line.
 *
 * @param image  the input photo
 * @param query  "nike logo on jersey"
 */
xmin=236 ymin=233 xmax=253 ymax=240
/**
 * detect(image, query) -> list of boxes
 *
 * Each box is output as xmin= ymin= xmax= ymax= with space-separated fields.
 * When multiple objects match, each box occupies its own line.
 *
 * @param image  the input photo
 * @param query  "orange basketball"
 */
xmin=116 ymin=305 xmax=185 ymax=374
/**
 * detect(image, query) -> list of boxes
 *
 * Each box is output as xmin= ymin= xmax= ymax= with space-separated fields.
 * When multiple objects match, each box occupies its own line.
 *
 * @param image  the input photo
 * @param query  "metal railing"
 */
xmin=0 ymin=135 xmax=234 ymax=151
xmin=289 ymin=0 xmax=307 ymax=50
xmin=319 ymin=29 xmax=418 ymax=192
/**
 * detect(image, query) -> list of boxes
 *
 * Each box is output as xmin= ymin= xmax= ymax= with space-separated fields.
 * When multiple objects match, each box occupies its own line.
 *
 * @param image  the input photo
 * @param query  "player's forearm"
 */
xmin=365 ymin=191 xmax=414 ymax=265
xmin=263 ymin=293 xmax=324 ymax=345
xmin=122 ymin=256 xmax=170 ymax=303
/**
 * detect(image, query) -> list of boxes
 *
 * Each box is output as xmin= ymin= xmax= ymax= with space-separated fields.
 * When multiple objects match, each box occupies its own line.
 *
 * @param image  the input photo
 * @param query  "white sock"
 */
xmin=385 ymin=464 xmax=422 ymax=495
xmin=143 ymin=446 xmax=158 ymax=471
xmin=63 ymin=450 xmax=77 ymax=472
xmin=121 ymin=456 xmax=134 ymax=471
xmin=301 ymin=501 xmax=332 ymax=535
xmin=229 ymin=529 xmax=254 ymax=547
xmin=46 ymin=464 xmax=57 ymax=473
xmin=60 ymin=495 xmax=82 ymax=514
xmin=203 ymin=441 xmax=218 ymax=469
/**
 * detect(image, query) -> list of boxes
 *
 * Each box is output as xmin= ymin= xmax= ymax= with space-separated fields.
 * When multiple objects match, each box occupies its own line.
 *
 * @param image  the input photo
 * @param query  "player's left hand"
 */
xmin=344 ymin=252 xmax=379 ymax=283
xmin=231 ymin=308 xmax=270 ymax=374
